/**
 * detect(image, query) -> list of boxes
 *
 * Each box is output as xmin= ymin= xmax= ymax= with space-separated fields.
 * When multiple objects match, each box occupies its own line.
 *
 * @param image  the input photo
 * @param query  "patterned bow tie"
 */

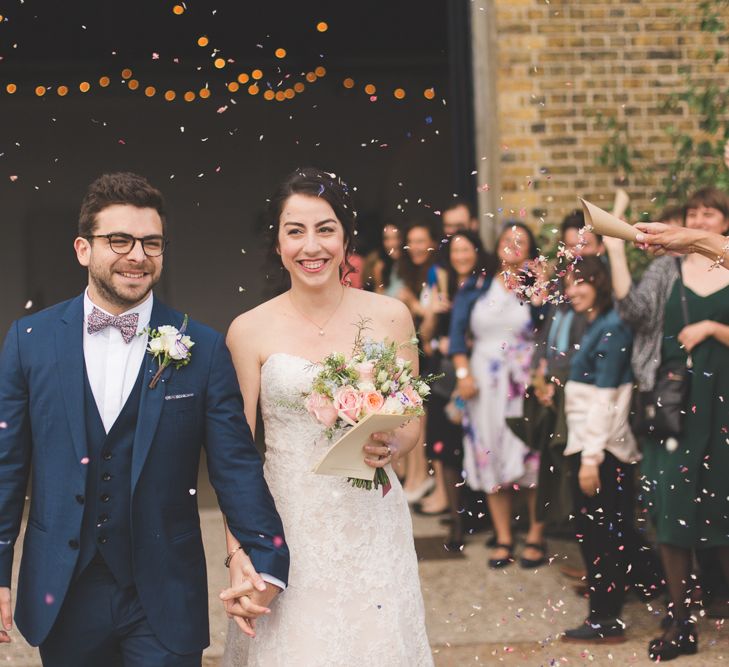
xmin=87 ymin=307 xmax=140 ymax=344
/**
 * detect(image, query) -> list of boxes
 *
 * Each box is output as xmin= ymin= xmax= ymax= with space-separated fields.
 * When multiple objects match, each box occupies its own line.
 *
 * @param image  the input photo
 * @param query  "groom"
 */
xmin=0 ymin=172 xmax=288 ymax=665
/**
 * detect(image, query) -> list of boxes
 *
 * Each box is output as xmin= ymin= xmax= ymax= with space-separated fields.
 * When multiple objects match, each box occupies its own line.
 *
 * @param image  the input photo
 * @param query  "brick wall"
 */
xmin=491 ymin=0 xmax=728 ymax=227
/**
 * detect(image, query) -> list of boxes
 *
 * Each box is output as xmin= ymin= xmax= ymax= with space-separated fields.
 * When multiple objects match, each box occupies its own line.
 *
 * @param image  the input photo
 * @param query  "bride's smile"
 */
xmin=277 ymin=193 xmax=347 ymax=286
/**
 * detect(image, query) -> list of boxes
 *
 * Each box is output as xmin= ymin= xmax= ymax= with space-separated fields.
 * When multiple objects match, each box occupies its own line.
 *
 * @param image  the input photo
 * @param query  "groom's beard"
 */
xmin=89 ymin=260 xmax=161 ymax=310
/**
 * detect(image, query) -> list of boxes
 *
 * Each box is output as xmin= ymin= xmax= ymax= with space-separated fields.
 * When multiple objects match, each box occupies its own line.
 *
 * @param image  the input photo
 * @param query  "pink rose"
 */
xmin=333 ymin=385 xmax=363 ymax=426
xmin=305 ymin=392 xmax=338 ymax=428
xmin=402 ymin=384 xmax=423 ymax=408
xmin=362 ymin=390 xmax=385 ymax=414
xmin=354 ymin=361 xmax=376 ymax=384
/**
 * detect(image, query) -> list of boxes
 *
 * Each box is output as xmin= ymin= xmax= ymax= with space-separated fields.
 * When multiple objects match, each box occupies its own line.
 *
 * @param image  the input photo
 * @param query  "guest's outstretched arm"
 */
xmin=634 ymin=223 xmax=729 ymax=268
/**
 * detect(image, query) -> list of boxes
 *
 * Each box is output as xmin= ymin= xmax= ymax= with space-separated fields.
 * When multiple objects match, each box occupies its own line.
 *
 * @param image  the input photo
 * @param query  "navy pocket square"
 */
xmin=164 ymin=393 xmax=195 ymax=401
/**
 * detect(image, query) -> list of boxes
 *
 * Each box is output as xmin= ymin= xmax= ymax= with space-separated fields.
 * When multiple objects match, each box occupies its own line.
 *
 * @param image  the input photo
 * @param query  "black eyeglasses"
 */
xmin=86 ymin=233 xmax=168 ymax=257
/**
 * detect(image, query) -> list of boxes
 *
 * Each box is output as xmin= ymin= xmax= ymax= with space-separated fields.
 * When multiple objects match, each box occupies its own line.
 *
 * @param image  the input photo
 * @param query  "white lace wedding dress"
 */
xmin=222 ymin=352 xmax=433 ymax=667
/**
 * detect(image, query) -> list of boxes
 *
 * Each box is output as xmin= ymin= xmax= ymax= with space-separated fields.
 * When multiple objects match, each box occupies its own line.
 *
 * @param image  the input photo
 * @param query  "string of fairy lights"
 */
xmin=0 ymin=4 xmax=439 ymax=104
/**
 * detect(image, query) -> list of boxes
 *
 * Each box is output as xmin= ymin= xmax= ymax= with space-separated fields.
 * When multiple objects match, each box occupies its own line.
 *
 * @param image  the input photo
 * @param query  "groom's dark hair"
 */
xmin=79 ymin=172 xmax=167 ymax=237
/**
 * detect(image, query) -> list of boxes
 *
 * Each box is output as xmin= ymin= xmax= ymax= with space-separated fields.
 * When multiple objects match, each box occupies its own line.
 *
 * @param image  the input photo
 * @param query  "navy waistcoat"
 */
xmin=75 ymin=364 xmax=144 ymax=587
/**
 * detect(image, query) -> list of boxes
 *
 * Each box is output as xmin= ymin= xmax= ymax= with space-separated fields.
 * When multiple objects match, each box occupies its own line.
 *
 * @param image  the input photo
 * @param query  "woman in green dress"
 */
xmin=605 ymin=187 xmax=729 ymax=661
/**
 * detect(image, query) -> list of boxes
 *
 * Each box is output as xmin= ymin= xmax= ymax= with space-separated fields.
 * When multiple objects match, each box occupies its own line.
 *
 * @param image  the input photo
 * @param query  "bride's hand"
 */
xmin=363 ymin=431 xmax=395 ymax=468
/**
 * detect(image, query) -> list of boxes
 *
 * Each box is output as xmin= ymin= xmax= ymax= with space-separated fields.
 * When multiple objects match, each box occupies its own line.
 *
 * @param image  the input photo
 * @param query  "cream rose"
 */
xmin=382 ymin=395 xmax=405 ymax=415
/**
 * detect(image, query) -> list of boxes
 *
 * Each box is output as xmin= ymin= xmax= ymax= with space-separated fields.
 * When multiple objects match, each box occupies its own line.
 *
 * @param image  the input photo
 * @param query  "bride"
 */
xmin=220 ymin=168 xmax=433 ymax=666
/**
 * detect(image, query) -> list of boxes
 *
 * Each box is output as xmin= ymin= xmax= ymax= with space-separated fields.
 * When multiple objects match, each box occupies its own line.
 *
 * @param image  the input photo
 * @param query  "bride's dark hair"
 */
xmin=267 ymin=167 xmax=357 ymax=281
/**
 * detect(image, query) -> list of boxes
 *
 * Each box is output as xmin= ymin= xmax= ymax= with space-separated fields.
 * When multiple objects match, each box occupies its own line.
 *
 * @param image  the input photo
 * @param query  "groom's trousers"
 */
xmin=39 ymin=558 xmax=203 ymax=667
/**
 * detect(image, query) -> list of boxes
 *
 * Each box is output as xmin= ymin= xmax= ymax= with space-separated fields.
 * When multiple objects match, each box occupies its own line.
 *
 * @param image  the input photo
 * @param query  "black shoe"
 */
xmin=562 ymin=618 xmax=626 ymax=644
xmin=648 ymin=619 xmax=698 ymax=662
xmin=520 ymin=542 xmax=548 ymax=569
xmin=443 ymin=520 xmax=465 ymax=553
xmin=488 ymin=543 xmax=514 ymax=569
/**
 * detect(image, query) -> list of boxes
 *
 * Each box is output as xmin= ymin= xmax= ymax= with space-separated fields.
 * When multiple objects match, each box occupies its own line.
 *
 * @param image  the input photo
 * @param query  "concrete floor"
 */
xmin=3 ymin=509 xmax=727 ymax=666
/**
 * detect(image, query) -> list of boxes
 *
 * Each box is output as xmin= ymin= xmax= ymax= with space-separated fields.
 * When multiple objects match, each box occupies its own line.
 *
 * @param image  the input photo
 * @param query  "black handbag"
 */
xmin=630 ymin=259 xmax=692 ymax=439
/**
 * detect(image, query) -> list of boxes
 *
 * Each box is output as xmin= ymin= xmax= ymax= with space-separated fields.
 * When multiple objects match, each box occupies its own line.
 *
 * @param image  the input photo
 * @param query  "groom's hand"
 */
xmin=0 ymin=587 xmax=11 ymax=643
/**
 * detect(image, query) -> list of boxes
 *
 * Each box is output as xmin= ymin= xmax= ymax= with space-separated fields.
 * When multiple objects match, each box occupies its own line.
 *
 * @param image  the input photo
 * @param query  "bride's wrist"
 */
xmin=225 ymin=545 xmax=244 ymax=568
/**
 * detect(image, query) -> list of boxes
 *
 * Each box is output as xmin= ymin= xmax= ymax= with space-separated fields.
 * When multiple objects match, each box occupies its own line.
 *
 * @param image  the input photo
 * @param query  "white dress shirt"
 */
xmin=83 ymin=290 xmax=153 ymax=433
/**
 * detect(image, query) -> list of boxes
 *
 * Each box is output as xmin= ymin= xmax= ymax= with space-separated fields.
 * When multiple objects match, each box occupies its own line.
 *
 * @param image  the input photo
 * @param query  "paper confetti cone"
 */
xmin=579 ymin=197 xmax=639 ymax=242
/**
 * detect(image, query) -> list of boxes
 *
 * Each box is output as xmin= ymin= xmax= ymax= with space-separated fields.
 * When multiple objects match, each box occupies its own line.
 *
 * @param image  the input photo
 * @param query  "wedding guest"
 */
xmin=530 ymin=210 xmax=604 ymax=582
xmin=397 ymin=221 xmax=447 ymax=503
xmin=372 ymin=223 xmax=405 ymax=297
xmin=560 ymin=209 xmax=605 ymax=257
xmin=450 ymin=222 xmax=546 ymax=569
xmin=419 ymin=231 xmax=497 ymax=550
xmin=442 ymin=199 xmax=479 ymax=236
xmin=560 ymin=257 xmax=662 ymax=644
xmin=605 ymin=187 xmax=729 ymax=661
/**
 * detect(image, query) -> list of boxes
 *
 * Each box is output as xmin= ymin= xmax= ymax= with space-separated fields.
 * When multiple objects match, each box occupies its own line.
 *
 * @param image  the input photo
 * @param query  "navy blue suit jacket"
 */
xmin=0 ymin=294 xmax=289 ymax=653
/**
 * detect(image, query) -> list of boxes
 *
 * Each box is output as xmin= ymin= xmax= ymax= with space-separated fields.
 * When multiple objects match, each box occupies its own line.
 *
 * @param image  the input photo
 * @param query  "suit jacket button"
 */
xmin=97 ymin=536 xmax=108 ymax=545
xmin=102 ymin=451 xmax=112 ymax=461
xmin=100 ymin=494 xmax=110 ymax=503
xmin=75 ymin=495 xmax=85 ymax=504
xmin=68 ymin=539 xmax=79 ymax=549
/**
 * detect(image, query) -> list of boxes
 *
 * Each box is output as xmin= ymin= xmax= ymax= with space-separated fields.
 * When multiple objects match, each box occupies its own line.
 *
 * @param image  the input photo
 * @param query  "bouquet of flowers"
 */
xmin=304 ymin=330 xmax=437 ymax=492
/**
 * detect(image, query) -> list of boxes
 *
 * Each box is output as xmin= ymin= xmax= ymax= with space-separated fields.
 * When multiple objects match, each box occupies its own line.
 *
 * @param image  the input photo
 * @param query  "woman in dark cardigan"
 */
xmin=605 ymin=188 xmax=729 ymax=661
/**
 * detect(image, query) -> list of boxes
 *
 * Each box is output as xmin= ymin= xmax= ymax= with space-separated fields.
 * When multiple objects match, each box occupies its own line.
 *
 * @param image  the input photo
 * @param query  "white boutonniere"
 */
xmin=145 ymin=315 xmax=194 ymax=389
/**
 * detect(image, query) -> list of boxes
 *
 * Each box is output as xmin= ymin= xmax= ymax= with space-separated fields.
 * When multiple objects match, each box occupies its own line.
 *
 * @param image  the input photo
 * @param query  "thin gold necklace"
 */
xmin=288 ymin=287 xmax=346 ymax=336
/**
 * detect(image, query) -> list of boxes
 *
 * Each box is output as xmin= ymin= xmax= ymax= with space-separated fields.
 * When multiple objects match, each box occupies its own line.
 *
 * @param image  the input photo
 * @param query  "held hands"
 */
xmin=678 ymin=320 xmax=715 ymax=353
xmin=219 ymin=548 xmax=278 ymax=638
xmin=0 ymin=587 xmax=11 ymax=643
xmin=578 ymin=462 xmax=601 ymax=497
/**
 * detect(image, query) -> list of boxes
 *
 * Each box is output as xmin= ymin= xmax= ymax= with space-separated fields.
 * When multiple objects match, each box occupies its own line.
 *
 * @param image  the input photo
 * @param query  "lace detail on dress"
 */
xmin=222 ymin=353 xmax=432 ymax=667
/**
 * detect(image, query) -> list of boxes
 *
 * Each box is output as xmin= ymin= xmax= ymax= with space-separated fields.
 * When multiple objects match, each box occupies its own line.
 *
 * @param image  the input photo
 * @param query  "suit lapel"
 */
xmin=131 ymin=299 xmax=180 ymax=494
xmin=56 ymin=295 xmax=88 ymax=468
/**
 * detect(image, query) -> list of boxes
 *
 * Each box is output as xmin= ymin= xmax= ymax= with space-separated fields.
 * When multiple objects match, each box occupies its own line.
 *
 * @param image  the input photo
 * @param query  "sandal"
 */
xmin=520 ymin=542 xmax=548 ymax=569
xmin=488 ymin=543 xmax=514 ymax=569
